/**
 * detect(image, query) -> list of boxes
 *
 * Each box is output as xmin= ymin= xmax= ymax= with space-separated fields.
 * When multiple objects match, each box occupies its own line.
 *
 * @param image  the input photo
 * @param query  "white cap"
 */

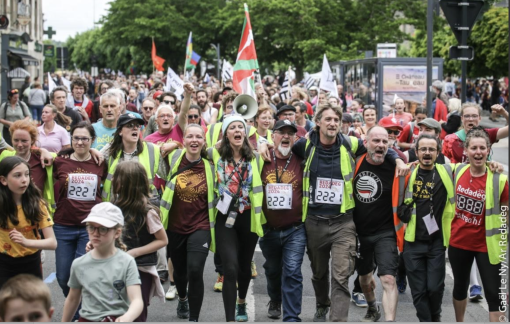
xmin=81 ymin=202 xmax=124 ymax=227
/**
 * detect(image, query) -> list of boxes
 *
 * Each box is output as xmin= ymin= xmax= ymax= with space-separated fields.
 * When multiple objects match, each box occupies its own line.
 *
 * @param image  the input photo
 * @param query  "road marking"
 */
xmin=247 ymin=279 xmax=255 ymax=322
xmin=445 ymin=262 xmax=489 ymax=313
xmin=255 ymin=244 xmax=261 ymax=252
xmin=44 ymin=272 xmax=56 ymax=283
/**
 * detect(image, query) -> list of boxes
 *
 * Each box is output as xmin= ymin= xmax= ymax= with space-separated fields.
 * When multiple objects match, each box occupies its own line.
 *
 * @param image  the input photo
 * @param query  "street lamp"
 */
xmin=210 ymin=43 xmax=220 ymax=81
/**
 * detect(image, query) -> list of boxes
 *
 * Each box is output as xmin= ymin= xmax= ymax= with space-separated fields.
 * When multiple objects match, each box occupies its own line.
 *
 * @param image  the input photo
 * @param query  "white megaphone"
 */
xmin=232 ymin=94 xmax=258 ymax=120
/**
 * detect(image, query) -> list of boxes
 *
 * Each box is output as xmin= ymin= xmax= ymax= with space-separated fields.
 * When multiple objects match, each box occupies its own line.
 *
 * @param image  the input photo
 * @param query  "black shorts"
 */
xmin=166 ymin=230 xmax=211 ymax=259
xmin=357 ymin=230 xmax=398 ymax=277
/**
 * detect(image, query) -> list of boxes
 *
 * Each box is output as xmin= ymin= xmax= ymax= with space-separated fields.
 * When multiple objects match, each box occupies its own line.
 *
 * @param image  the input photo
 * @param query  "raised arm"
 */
xmin=178 ymin=83 xmax=194 ymax=132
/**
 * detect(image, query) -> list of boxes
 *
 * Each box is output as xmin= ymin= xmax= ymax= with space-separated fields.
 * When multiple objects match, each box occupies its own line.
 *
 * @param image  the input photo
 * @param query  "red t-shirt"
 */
xmin=449 ymin=171 xmax=509 ymax=252
xmin=74 ymin=100 xmax=94 ymax=119
xmin=167 ymin=157 xmax=210 ymax=234
xmin=394 ymin=112 xmax=413 ymax=127
xmin=397 ymin=122 xmax=419 ymax=146
xmin=443 ymin=128 xmax=499 ymax=163
xmin=261 ymin=149 xmax=304 ymax=228
xmin=53 ymin=157 xmax=107 ymax=226
xmin=29 ymin=153 xmax=47 ymax=191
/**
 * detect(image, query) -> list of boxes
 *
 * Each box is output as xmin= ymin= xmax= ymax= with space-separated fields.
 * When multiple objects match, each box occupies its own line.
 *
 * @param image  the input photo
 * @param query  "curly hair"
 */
xmin=464 ymin=126 xmax=490 ymax=149
xmin=9 ymin=120 xmax=38 ymax=145
xmin=71 ymin=77 xmax=88 ymax=93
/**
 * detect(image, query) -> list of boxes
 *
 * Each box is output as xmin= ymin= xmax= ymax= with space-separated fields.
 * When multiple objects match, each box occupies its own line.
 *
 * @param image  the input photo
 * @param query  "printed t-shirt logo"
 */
xmin=355 ymin=171 xmax=382 ymax=203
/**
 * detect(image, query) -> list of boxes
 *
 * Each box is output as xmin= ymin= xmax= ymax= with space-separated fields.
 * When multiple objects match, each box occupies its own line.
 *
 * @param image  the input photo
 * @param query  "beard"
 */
xmin=277 ymin=145 xmax=292 ymax=157
xmin=367 ymin=147 xmax=388 ymax=164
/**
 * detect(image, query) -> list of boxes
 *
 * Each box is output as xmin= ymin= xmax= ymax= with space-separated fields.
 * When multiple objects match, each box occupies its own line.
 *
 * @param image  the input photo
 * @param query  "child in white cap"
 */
xmin=61 ymin=202 xmax=143 ymax=322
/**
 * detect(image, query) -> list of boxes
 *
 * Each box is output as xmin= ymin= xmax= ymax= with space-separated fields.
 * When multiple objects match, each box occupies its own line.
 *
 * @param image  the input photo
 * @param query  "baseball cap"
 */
xmin=81 ymin=202 xmax=124 ymax=227
xmin=273 ymin=119 xmax=297 ymax=132
xmin=342 ymin=114 xmax=354 ymax=123
xmin=276 ymin=105 xmax=296 ymax=116
xmin=417 ymin=118 xmax=441 ymax=133
xmin=378 ymin=116 xmax=403 ymax=131
xmin=153 ymin=90 xmax=164 ymax=100
xmin=117 ymin=113 xmax=144 ymax=129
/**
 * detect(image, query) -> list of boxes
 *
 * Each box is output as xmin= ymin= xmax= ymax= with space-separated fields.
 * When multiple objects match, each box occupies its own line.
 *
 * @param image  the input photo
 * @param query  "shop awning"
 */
xmin=7 ymin=67 xmax=31 ymax=78
xmin=8 ymin=49 xmax=39 ymax=66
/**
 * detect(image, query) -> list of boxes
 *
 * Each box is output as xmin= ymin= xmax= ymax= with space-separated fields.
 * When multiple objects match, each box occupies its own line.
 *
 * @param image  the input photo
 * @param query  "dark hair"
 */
xmin=415 ymin=133 xmax=442 ymax=152
xmin=151 ymin=81 xmax=164 ymax=90
xmin=414 ymin=106 xmax=428 ymax=116
xmin=188 ymin=104 xmax=202 ymax=116
xmin=362 ymin=105 xmax=377 ymax=118
xmin=108 ymin=126 xmax=144 ymax=160
xmin=213 ymin=91 xmax=223 ymax=103
xmin=218 ymin=124 xmax=255 ymax=161
xmin=221 ymin=92 xmax=238 ymax=111
xmin=98 ymin=80 xmax=115 ymax=92
xmin=58 ymin=121 xmax=96 ymax=157
xmin=7 ymin=89 xmax=19 ymax=100
xmin=49 ymin=86 xmax=68 ymax=101
xmin=353 ymin=98 xmax=365 ymax=108
xmin=71 ymin=77 xmax=88 ymax=92
xmin=196 ymin=89 xmax=208 ymax=98
xmin=0 ymin=157 xmax=47 ymax=229
xmin=111 ymin=161 xmax=159 ymax=237
xmin=160 ymin=92 xmax=177 ymax=103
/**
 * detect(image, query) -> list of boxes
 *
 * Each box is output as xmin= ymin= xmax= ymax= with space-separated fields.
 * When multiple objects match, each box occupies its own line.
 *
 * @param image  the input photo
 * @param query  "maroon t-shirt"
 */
xmin=296 ymin=125 xmax=308 ymax=139
xmin=53 ymin=157 xmax=107 ymax=226
xmin=29 ymin=153 xmax=46 ymax=191
xmin=168 ymin=156 xmax=210 ymax=234
xmin=261 ymin=149 xmax=304 ymax=228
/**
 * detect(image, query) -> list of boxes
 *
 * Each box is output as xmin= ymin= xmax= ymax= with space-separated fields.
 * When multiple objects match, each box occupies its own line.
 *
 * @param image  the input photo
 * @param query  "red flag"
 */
xmin=152 ymin=40 xmax=165 ymax=72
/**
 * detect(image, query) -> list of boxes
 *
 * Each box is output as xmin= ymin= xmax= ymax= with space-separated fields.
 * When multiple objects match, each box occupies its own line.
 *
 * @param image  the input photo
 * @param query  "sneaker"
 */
xmin=165 ymin=285 xmax=177 ymax=300
xmin=236 ymin=303 xmax=248 ymax=322
xmin=251 ymin=261 xmax=258 ymax=278
xmin=469 ymin=285 xmax=484 ymax=301
xmin=267 ymin=300 xmax=281 ymax=319
xmin=313 ymin=303 xmax=330 ymax=322
xmin=396 ymin=274 xmax=407 ymax=294
xmin=361 ymin=305 xmax=381 ymax=322
xmin=176 ymin=298 xmax=190 ymax=319
xmin=351 ymin=292 xmax=368 ymax=307
xmin=158 ymin=270 xmax=169 ymax=283
xmin=214 ymin=274 xmax=224 ymax=292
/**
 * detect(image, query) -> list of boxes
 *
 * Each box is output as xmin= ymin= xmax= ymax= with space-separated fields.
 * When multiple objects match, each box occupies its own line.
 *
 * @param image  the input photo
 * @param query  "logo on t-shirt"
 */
xmin=355 ymin=171 xmax=382 ymax=203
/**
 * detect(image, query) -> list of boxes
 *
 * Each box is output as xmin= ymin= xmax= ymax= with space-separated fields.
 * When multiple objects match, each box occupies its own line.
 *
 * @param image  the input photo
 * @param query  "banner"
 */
xmin=164 ymin=67 xmax=184 ymax=97
xmin=319 ymin=54 xmax=336 ymax=94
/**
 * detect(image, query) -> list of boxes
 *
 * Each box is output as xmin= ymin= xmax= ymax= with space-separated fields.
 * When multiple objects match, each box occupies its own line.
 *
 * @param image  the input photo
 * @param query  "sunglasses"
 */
xmin=387 ymin=129 xmax=400 ymax=135
xmin=163 ymin=100 xmax=175 ymax=105
xmin=188 ymin=114 xmax=199 ymax=119
xmin=124 ymin=122 xmax=142 ymax=129
xmin=143 ymin=107 xmax=154 ymax=111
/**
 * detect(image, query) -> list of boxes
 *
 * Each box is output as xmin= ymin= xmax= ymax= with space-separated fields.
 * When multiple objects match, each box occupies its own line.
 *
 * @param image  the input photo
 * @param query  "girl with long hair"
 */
xmin=111 ymin=161 xmax=168 ymax=322
xmin=356 ymin=105 xmax=377 ymax=140
xmin=38 ymin=104 xmax=71 ymax=153
xmin=0 ymin=156 xmax=57 ymax=288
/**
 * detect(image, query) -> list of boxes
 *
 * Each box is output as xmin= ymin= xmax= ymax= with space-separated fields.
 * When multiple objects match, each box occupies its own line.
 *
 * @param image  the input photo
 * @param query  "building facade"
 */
xmin=0 ymin=0 xmax=44 ymax=102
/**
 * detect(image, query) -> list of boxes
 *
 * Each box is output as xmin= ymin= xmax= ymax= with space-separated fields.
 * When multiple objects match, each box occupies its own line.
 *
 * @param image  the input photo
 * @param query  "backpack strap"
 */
xmin=408 ymin=122 xmax=415 ymax=143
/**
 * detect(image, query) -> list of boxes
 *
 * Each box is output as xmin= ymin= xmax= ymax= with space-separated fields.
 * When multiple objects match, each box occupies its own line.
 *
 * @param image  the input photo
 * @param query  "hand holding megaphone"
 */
xmin=183 ymin=82 xmax=194 ymax=94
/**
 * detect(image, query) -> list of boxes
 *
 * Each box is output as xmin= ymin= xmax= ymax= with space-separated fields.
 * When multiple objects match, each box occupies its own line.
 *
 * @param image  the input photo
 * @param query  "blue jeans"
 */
xmin=30 ymin=104 xmax=44 ymax=122
xmin=53 ymin=224 xmax=89 ymax=296
xmin=259 ymin=224 xmax=306 ymax=322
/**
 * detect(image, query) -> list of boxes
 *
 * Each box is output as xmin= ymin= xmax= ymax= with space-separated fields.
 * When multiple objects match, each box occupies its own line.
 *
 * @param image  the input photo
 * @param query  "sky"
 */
xmin=42 ymin=0 xmax=111 ymax=42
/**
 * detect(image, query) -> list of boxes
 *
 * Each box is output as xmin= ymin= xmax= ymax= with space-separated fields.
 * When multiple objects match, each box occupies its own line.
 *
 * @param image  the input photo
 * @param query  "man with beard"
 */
xmin=399 ymin=134 xmax=454 ymax=322
xmin=196 ymin=89 xmax=218 ymax=125
xmin=50 ymin=86 xmax=83 ymax=129
xmin=259 ymin=120 xmax=305 ymax=321
xmin=352 ymin=126 xmax=401 ymax=322
xmin=405 ymin=118 xmax=449 ymax=164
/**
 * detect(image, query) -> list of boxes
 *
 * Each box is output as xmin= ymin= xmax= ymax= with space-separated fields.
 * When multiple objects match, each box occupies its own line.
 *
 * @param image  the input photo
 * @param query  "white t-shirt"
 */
xmin=201 ymin=106 xmax=218 ymax=124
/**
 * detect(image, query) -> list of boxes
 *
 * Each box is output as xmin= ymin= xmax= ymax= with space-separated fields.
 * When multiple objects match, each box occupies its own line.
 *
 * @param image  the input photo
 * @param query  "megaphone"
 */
xmin=233 ymin=94 xmax=258 ymax=120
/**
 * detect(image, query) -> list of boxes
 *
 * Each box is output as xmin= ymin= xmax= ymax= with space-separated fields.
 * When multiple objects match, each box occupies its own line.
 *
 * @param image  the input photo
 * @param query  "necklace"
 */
xmin=469 ymin=168 xmax=486 ymax=183
xmin=20 ymin=152 xmax=31 ymax=162
xmin=72 ymin=153 xmax=91 ymax=162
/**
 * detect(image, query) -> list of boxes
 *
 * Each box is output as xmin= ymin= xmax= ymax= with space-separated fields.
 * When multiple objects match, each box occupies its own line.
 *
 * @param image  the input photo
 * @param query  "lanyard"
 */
xmin=273 ymin=150 xmax=293 ymax=183
xmin=224 ymin=158 xmax=245 ymax=186
xmin=428 ymin=170 xmax=435 ymax=215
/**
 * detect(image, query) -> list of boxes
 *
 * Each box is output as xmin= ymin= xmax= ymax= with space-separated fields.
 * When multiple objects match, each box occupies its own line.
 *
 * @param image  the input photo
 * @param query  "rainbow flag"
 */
xmin=185 ymin=32 xmax=201 ymax=70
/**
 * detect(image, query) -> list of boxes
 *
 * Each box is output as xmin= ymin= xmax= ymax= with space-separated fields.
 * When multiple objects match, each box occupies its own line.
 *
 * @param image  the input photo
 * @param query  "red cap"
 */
xmin=153 ymin=90 xmax=164 ymax=100
xmin=378 ymin=116 xmax=403 ymax=131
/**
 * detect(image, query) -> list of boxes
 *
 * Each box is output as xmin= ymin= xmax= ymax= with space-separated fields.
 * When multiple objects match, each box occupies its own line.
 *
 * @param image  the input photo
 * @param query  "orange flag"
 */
xmin=152 ymin=40 xmax=165 ymax=72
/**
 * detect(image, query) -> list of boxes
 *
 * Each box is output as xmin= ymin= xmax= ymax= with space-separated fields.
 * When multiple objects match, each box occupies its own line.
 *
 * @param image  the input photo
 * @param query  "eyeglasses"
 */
xmin=124 ymin=122 xmax=141 ymax=129
xmin=86 ymin=225 xmax=112 ymax=236
xmin=418 ymin=147 xmax=438 ymax=153
xmin=188 ymin=114 xmax=199 ymax=119
xmin=158 ymin=114 xmax=173 ymax=119
xmin=226 ymin=105 xmax=233 ymax=110
xmin=387 ymin=129 xmax=400 ymax=135
xmin=143 ymin=107 xmax=154 ymax=111
xmin=163 ymin=100 xmax=175 ymax=105
xmin=275 ymin=130 xmax=296 ymax=137
xmin=72 ymin=136 xmax=92 ymax=143
xmin=463 ymin=114 xmax=479 ymax=120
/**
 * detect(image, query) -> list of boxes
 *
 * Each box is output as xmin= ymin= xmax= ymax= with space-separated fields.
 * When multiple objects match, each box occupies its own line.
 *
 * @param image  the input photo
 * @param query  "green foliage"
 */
xmin=64 ymin=0 xmax=430 ymax=77
xmin=410 ymin=7 xmax=509 ymax=78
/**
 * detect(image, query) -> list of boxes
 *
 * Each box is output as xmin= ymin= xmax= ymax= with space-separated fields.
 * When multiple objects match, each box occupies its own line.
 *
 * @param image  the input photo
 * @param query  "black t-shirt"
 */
xmin=414 ymin=167 xmax=447 ymax=241
xmin=353 ymin=158 xmax=395 ymax=236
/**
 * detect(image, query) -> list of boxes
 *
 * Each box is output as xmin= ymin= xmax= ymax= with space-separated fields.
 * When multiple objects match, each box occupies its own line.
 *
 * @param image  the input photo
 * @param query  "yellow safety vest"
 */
xmin=403 ymin=164 xmax=455 ymax=246
xmin=302 ymin=135 xmax=359 ymax=220
xmin=160 ymin=149 xmax=217 ymax=252
xmin=255 ymin=129 xmax=274 ymax=145
xmin=0 ymin=150 xmax=56 ymax=215
xmin=102 ymin=142 xmax=160 ymax=202
xmin=450 ymin=164 xmax=508 ymax=265
xmin=208 ymin=148 xmax=266 ymax=237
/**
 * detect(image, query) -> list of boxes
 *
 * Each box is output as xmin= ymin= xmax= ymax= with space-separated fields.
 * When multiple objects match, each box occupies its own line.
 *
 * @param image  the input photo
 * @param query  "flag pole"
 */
xmin=152 ymin=37 xmax=155 ymax=75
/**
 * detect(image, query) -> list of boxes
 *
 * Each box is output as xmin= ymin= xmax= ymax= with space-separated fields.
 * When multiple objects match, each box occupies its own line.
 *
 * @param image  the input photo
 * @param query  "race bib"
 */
xmin=266 ymin=183 xmax=292 ymax=210
xmin=315 ymin=177 xmax=344 ymax=205
xmin=67 ymin=174 xmax=98 ymax=201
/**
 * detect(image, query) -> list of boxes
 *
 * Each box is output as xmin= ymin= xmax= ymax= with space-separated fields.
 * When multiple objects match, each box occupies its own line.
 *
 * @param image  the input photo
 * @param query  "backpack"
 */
xmin=302 ymin=134 xmax=356 ymax=166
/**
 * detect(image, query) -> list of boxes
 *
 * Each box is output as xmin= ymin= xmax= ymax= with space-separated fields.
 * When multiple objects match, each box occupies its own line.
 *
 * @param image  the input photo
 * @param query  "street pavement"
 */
xmin=43 ymin=244 xmax=492 ymax=322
